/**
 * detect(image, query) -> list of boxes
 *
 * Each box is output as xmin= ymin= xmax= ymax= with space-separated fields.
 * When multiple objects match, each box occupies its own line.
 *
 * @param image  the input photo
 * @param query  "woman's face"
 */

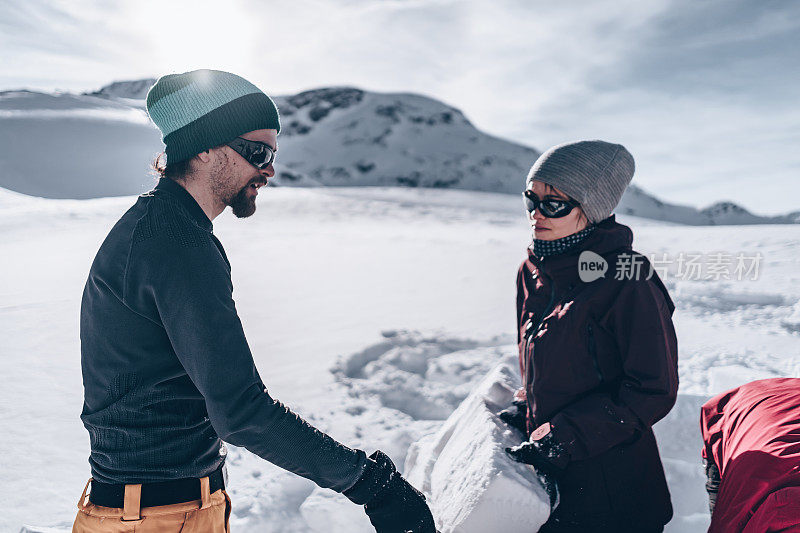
xmin=526 ymin=179 xmax=588 ymax=241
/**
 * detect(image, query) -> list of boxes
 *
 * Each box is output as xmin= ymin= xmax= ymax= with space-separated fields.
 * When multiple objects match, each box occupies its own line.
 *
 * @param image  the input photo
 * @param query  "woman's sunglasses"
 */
xmin=522 ymin=190 xmax=580 ymax=218
xmin=226 ymin=137 xmax=276 ymax=170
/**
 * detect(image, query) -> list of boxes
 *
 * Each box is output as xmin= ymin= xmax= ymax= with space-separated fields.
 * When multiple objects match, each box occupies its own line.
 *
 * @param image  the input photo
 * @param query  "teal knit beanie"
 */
xmin=146 ymin=69 xmax=281 ymax=165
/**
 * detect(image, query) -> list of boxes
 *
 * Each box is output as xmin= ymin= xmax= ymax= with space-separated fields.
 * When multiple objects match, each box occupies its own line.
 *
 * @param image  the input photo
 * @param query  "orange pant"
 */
xmin=72 ymin=476 xmax=231 ymax=532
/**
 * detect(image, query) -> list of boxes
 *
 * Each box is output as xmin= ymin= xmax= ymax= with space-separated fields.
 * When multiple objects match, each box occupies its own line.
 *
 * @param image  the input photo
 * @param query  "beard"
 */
xmin=208 ymin=151 xmax=264 ymax=218
xmin=229 ymin=179 xmax=258 ymax=218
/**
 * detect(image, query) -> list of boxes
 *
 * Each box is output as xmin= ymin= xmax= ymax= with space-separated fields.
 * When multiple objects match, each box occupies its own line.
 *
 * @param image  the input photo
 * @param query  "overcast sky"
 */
xmin=1 ymin=0 xmax=798 ymax=214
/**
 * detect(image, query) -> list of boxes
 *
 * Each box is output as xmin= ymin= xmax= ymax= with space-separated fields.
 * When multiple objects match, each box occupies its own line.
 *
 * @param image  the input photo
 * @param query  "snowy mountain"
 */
xmin=1 ymin=78 xmax=797 ymax=225
xmin=83 ymin=78 xmax=155 ymax=101
xmin=268 ymin=87 xmax=538 ymax=195
xmin=618 ymin=184 xmax=800 ymax=225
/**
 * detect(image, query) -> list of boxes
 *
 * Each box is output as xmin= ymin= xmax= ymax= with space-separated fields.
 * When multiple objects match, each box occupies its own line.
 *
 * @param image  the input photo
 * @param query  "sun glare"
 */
xmin=129 ymin=0 xmax=259 ymax=74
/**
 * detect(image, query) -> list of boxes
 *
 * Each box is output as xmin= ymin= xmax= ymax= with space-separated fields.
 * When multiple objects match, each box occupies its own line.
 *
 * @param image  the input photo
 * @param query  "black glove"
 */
xmin=343 ymin=450 xmax=437 ymax=533
xmin=505 ymin=423 xmax=569 ymax=510
xmin=704 ymin=458 xmax=721 ymax=515
xmin=497 ymin=399 xmax=528 ymax=436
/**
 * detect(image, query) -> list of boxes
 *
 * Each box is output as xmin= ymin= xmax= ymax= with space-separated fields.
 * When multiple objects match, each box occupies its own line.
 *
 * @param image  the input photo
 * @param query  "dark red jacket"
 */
xmin=701 ymin=378 xmax=800 ymax=533
xmin=516 ymin=214 xmax=679 ymax=527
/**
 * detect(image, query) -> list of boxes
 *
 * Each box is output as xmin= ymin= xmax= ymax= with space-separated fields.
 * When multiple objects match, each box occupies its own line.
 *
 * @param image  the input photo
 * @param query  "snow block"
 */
xmin=405 ymin=356 xmax=552 ymax=533
xmin=300 ymin=489 xmax=374 ymax=533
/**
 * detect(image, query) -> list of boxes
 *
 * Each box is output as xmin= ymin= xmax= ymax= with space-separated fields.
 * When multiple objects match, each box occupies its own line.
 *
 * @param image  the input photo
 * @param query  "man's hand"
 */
xmin=497 ymin=398 xmax=528 ymax=435
xmin=343 ymin=450 xmax=437 ymax=533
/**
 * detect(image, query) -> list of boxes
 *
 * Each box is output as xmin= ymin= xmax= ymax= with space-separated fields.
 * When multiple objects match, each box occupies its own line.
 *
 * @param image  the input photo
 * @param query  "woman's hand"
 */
xmin=505 ymin=423 xmax=566 ymax=509
xmin=497 ymin=398 xmax=528 ymax=435
xmin=505 ymin=422 xmax=570 ymax=476
xmin=513 ymin=387 xmax=526 ymax=402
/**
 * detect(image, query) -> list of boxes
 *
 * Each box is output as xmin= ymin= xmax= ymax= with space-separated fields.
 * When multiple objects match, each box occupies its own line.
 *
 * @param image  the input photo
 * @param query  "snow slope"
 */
xmin=2 ymin=185 xmax=798 ymax=532
xmin=2 ymin=80 xmax=797 ymax=224
xmin=0 ymin=90 xmax=161 ymax=198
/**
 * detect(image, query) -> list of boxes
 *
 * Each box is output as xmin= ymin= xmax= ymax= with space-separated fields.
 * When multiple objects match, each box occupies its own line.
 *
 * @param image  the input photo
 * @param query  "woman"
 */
xmin=502 ymin=140 xmax=679 ymax=532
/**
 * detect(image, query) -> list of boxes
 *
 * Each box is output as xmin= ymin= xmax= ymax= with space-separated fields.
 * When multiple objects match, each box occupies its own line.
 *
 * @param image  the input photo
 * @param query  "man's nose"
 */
xmin=260 ymin=164 xmax=275 ymax=178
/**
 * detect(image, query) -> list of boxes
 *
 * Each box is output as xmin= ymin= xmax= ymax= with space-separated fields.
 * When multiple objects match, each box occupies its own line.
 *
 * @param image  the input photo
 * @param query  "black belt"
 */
xmin=89 ymin=463 xmax=226 ymax=508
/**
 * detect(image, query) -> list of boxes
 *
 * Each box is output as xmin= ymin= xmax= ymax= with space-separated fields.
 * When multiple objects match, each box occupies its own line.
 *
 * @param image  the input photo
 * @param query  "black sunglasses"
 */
xmin=522 ymin=190 xmax=580 ymax=218
xmin=226 ymin=137 xmax=276 ymax=169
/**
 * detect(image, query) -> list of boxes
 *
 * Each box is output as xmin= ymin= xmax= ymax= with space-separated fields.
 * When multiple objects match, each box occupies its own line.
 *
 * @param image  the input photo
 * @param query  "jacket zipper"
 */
xmin=587 ymin=322 xmax=603 ymax=383
xmin=523 ymin=278 xmax=557 ymax=393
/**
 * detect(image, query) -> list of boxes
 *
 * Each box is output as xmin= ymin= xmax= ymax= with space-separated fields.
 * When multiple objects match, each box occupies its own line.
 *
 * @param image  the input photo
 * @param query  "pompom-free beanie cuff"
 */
xmin=163 ymin=92 xmax=280 ymax=165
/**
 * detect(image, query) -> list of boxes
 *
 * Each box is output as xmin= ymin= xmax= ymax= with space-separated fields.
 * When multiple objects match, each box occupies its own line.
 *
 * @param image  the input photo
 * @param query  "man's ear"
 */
xmin=196 ymin=149 xmax=212 ymax=163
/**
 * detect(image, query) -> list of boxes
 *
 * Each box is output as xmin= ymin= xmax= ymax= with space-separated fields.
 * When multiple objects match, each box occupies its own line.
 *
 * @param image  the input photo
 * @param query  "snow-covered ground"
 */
xmin=2 ymin=185 xmax=799 ymax=532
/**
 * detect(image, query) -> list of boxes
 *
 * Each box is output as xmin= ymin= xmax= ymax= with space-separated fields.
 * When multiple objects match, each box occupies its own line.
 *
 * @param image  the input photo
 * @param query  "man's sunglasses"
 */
xmin=522 ymin=190 xmax=580 ymax=218
xmin=226 ymin=137 xmax=276 ymax=170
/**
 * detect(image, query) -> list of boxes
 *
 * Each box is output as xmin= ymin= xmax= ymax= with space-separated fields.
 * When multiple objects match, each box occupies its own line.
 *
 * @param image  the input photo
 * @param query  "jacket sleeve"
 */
xmin=549 ymin=278 xmax=679 ymax=461
xmin=699 ymin=389 xmax=729 ymax=471
xmin=127 ymin=233 xmax=366 ymax=493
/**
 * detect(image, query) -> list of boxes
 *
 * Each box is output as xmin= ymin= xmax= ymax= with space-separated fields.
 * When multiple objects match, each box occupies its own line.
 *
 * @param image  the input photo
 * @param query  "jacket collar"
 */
xmin=150 ymin=178 xmax=213 ymax=232
xmin=527 ymin=214 xmax=633 ymax=286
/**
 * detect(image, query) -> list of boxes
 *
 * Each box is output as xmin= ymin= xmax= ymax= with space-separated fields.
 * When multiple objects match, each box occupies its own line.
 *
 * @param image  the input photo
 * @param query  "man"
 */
xmin=74 ymin=69 xmax=435 ymax=532
xmin=700 ymin=377 xmax=800 ymax=532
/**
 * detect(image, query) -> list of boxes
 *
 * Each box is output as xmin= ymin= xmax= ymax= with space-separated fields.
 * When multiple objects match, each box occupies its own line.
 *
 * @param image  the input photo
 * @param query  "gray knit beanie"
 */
xmin=526 ymin=140 xmax=635 ymax=224
xmin=146 ymin=69 xmax=281 ymax=165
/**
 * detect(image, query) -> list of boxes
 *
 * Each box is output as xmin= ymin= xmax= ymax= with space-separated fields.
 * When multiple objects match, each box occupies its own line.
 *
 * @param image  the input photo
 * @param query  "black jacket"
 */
xmin=80 ymin=178 xmax=366 ymax=490
xmin=516 ymin=215 xmax=677 ymax=529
